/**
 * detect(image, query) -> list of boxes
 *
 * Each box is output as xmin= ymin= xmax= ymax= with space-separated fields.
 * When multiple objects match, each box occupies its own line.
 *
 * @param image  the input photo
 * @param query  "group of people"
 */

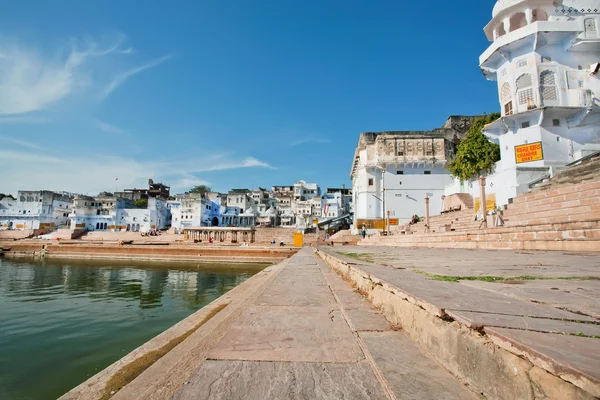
xmin=140 ymin=230 xmax=160 ymax=237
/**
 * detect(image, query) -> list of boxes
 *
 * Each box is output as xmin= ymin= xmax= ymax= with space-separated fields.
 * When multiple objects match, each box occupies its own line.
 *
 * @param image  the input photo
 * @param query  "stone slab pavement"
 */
xmin=173 ymin=248 xmax=477 ymax=399
xmin=318 ymin=246 xmax=600 ymax=397
xmin=332 ymin=245 xmax=600 ymax=278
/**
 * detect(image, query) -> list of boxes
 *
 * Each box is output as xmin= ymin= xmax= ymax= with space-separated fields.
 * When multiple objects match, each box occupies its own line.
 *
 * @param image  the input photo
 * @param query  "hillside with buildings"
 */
xmin=0 ymin=180 xmax=352 ymax=239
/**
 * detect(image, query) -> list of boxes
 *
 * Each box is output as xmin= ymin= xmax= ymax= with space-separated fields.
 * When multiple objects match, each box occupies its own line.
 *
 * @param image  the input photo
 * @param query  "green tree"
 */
xmin=134 ymin=198 xmax=148 ymax=208
xmin=448 ymin=113 xmax=501 ymax=181
xmin=189 ymin=185 xmax=212 ymax=194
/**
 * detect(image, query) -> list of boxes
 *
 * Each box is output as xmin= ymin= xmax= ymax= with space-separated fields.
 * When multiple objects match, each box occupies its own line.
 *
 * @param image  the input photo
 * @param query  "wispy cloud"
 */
xmin=0 ymin=136 xmax=46 ymax=152
xmin=0 ymin=36 xmax=122 ymax=115
xmin=0 ymin=115 xmax=50 ymax=124
xmin=101 ymin=55 xmax=172 ymax=98
xmin=0 ymin=148 xmax=275 ymax=195
xmin=186 ymin=157 xmax=276 ymax=173
xmin=95 ymin=120 xmax=128 ymax=136
xmin=0 ymin=35 xmax=171 ymax=116
xmin=290 ymin=137 xmax=331 ymax=146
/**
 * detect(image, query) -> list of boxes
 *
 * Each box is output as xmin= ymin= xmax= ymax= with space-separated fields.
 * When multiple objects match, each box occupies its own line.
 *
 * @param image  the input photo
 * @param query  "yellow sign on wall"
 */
xmin=473 ymin=193 xmax=497 ymax=213
xmin=515 ymin=142 xmax=543 ymax=164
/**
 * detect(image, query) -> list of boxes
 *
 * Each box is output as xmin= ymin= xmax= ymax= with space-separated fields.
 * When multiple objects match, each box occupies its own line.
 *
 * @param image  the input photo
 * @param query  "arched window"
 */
xmin=509 ymin=12 xmax=527 ymax=32
xmin=532 ymin=9 xmax=548 ymax=22
xmin=516 ymin=73 xmax=535 ymax=109
xmin=96 ymin=222 xmax=99 ymax=230
xmin=540 ymin=70 xmax=557 ymax=104
xmin=496 ymin=23 xmax=506 ymax=38
xmin=501 ymin=82 xmax=513 ymax=115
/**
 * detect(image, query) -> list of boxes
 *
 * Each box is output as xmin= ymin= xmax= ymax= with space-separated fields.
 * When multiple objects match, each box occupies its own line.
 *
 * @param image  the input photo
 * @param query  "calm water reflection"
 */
xmin=0 ymin=257 xmax=267 ymax=400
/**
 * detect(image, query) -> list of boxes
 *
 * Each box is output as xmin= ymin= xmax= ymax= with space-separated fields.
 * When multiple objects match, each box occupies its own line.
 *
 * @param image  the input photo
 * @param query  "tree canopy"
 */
xmin=189 ymin=185 xmax=212 ymax=194
xmin=134 ymin=198 xmax=148 ymax=208
xmin=448 ymin=113 xmax=501 ymax=181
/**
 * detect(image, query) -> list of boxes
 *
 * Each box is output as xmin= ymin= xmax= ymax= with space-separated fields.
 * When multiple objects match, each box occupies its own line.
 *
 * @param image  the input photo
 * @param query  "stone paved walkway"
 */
xmin=319 ymin=245 xmax=600 ymax=397
xmin=172 ymin=248 xmax=476 ymax=399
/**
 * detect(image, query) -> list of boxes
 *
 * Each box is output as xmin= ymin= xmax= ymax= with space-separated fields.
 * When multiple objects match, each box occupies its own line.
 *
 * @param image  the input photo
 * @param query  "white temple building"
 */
xmin=477 ymin=0 xmax=600 ymax=207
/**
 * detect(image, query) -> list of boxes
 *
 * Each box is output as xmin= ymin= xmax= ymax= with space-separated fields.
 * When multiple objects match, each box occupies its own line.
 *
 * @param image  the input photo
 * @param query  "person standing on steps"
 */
xmin=361 ymin=225 xmax=366 ymax=239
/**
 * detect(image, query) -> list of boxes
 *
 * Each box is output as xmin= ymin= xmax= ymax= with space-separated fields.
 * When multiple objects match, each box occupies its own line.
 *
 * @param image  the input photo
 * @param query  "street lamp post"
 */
xmin=425 ymin=195 xmax=430 ymax=233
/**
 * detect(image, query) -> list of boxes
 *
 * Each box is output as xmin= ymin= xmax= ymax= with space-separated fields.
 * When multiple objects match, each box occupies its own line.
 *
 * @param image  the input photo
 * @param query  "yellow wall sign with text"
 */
xmin=515 ymin=142 xmax=543 ymax=164
xmin=474 ymin=193 xmax=497 ymax=213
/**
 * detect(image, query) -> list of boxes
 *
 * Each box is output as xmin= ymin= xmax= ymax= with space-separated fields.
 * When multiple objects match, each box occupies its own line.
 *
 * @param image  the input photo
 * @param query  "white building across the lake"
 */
xmin=169 ymin=193 xmax=221 ymax=232
xmin=0 ymin=190 xmax=73 ymax=232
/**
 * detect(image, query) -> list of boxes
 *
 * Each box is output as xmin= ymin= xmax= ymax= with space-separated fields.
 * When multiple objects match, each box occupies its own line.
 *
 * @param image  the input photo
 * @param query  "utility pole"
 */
xmin=425 ymin=196 xmax=430 ymax=233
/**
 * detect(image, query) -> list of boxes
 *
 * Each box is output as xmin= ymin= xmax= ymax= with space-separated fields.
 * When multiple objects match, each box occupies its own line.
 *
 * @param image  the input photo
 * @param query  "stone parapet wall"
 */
xmin=253 ymin=227 xmax=317 ymax=246
xmin=0 ymin=229 xmax=35 ymax=239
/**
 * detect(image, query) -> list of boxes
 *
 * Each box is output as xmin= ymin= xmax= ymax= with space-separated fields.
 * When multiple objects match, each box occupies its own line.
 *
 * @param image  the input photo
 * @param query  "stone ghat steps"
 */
xmin=407 ymin=209 xmax=477 ymax=233
xmin=360 ymin=226 xmax=600 ymax=251
xmin=533 ymin=156 xmax=600 ymax=191
xmin=504 ymin=212 xmax=600 ymax=228
xmin=503 ymin=185 xmax=599 ymax=217
xmin=510 ymin=179 xmax=600 ymax=206
xmin=504 ymin=201 xmax=600 ymax=223
xmin=362 ymin=236 xmax=600 ymax=251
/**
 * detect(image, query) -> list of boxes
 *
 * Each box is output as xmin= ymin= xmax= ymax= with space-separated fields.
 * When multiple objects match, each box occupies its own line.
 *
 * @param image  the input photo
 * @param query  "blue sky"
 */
xmin=0 ymin=1 xmax=500 ymax=196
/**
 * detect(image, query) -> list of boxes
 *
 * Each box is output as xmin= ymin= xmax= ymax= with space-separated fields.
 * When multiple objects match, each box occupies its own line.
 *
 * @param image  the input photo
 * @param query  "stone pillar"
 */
xmin=479 ymin=175 xmax=488 ymax=229
xmin=503 ymin=17 xmax=510 ymax=33
xmin=525 ymin=8 xmax=533 ymax=24
xmin=424 ymin=196 xmax=430 ymax=233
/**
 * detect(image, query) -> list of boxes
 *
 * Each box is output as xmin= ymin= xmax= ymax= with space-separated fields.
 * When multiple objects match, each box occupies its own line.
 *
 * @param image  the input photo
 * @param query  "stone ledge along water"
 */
xmin=0 ymin=257 xmax=268 ymax=400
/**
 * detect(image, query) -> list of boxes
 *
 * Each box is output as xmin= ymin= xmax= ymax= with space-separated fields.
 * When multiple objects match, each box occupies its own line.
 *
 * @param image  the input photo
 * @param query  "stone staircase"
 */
xmin=325 ymin=229 xmax=361 ymax=245
xmin=360 ymin=155 xmax=600 ymax=251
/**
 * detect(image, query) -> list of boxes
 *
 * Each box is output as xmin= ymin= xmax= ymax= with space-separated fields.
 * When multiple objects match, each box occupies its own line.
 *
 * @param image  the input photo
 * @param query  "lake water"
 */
xmin=0 ymin=257 xmax=267 ymax=400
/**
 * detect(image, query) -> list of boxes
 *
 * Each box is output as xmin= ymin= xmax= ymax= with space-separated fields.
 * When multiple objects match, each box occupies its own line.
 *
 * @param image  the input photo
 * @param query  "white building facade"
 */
xmin=477 ymin=0 xmax=600 ymax=207
xmin=169 ymin=193 xmax=221 ymax=231
xmin=70 ymin=193 xmax=171 ymax=233
xmin=0 ymin=191 xmax=73 ymax=231
xmin=351 ymin=118 xmax=476 ymax=232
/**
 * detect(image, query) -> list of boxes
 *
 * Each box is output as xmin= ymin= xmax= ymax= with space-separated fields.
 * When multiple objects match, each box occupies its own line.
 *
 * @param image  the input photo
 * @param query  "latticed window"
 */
xmin=516 ymin=74 xmax=535 ymax=106
xmin=540 ymin=70 xmax=557 ymax=102
xmin=501 ymin=82 xmax=513 ymax=115
xmin=585 ymin=18 xmax=596 ymax=34
xmin=501 ymin=82 xmax=511 ymax=102
xmin=517 ymin=59 xmax=527 ymax=68
xmin=516 ymin=73 xmax=532 ymax=89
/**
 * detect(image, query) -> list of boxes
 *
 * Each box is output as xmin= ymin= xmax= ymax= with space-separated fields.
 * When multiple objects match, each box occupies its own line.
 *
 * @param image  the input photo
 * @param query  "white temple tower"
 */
xmin=479 ymin=0 xmax=600 ymax=206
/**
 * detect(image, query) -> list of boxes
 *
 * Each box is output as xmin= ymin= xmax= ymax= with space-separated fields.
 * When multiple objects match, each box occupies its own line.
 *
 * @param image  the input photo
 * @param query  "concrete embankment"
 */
xmin=60 ymin=260 xmax=289 ymax=400
xmin=57 ymin=246 xmax=599 ymax=399
xmin=315 ymin=247 xmax=600 ymax=399
xmin=0 ymin=242 xmax=297 ymax=263
xmin=61 ymin=248 xmax=478 ymax=400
